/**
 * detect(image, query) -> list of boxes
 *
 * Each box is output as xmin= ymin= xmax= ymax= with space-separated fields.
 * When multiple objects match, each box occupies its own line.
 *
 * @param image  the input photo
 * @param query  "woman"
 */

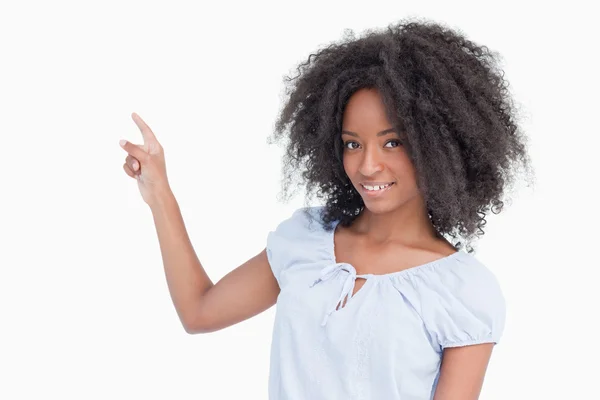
xmin=119 ymin=18 xmax=533 ymax=400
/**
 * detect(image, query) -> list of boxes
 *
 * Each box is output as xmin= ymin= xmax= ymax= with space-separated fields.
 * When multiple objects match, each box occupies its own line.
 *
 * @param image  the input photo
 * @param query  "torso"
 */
xmin=267 ymin=206 xmax=501 ymax=399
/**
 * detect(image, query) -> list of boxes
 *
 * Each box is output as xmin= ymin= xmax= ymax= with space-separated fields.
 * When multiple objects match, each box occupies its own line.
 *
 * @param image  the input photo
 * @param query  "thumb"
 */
xmin=119 ymin=140 xmax=148 ymax=161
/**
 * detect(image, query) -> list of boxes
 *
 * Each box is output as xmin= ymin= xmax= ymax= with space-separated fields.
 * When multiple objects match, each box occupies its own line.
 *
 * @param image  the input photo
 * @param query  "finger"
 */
xmin=119 ymin=139 xmax=147 ymax=161
xmin=131 ymin=112 xmax=157 ymax=145
xmin=126 ymin=155 xmax=140 ymax=172
xmin=123 ymin=163 xmax=135 ymax=179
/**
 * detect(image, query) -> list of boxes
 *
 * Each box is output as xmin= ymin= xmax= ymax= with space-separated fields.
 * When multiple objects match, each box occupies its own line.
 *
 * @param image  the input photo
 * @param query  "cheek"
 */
xmin=391 ymin=153 xmax=415 ymax=176
xmin=342 ymin=156 xmax=352 ymax=175
xmin=342 ymin=157 xmax=360 ymax=182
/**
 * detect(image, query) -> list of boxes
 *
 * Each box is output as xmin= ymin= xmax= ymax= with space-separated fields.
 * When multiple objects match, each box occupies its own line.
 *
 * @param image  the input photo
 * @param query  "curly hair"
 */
xmin=267 ymin=17 xmax=535 ymax=253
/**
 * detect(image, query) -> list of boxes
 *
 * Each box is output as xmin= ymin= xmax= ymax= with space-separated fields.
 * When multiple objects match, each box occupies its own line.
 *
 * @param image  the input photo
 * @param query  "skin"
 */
xmin=121 ymin=88 xmax=494 ymax=398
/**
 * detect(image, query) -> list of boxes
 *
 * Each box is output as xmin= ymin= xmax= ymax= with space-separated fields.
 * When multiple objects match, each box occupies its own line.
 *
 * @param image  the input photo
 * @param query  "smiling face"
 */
xmin=341 ymin=88 xmax=422 ymax=215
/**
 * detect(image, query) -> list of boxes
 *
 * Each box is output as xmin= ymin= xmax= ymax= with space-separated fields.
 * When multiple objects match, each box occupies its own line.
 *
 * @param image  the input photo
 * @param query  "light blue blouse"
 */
xmin=266 ymin=206 xmax=505 ymax=400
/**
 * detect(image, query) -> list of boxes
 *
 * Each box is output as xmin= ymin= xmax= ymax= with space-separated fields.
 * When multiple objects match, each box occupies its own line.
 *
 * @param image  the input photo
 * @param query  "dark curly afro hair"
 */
xmin=267 ymin=17 xmax=535 ymax=253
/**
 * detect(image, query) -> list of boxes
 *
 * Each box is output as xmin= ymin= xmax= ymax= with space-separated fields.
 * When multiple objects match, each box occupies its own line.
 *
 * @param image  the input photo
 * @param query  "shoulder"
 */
xmin=432 ymin=252 xmax=505 ymax=320
xmin=270 ymin=206 xmax=325 ymax=238
xmin=265 ymin=206 xmax=328 ymax=284
xmin=438 ymin=252 xmax=504 ymax=297
xmin=410 ymin=252 xmax=506 ymax=349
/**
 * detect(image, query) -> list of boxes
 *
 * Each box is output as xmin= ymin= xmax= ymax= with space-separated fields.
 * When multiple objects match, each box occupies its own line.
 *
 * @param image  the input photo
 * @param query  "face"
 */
xmin=341 ymin=88 xmax=421 ymax=214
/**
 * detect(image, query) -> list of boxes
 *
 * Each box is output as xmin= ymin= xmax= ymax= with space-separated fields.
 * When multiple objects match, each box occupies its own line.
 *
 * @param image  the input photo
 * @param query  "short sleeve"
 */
xmin=266 ymin=207 xmax=321 ymax=287
xmin=414 ymin=254 xmax=506 ymax=350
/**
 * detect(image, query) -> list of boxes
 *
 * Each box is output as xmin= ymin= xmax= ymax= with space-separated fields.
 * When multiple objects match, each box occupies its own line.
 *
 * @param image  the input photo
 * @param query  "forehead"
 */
xmin=342 ymin=88 xmax=391 ymax=128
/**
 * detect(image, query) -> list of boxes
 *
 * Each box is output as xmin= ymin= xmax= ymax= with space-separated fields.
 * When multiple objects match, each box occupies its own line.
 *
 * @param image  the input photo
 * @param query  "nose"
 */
xmin=358 ymin=146 xmax=384 ymax=176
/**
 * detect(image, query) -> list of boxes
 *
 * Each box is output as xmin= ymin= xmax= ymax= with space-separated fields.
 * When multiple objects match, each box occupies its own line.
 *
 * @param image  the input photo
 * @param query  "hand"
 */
xmin=120 ymin=112 xmax=171 ymax=206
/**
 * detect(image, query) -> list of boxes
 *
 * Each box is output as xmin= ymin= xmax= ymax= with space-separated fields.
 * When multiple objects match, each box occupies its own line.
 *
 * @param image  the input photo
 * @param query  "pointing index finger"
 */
xmin=131 ymin=112 xmax=157 ymax=144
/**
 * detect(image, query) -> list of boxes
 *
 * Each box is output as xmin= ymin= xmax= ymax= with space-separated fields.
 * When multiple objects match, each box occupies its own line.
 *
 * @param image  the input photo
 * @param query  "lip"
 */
xmin=360 ymin=182 xmax=395 ymax=197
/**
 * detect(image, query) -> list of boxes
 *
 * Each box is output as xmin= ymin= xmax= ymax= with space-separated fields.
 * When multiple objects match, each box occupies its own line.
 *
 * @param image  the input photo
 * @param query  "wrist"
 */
xmin=148 ymin=186 xmax=176 ymax=210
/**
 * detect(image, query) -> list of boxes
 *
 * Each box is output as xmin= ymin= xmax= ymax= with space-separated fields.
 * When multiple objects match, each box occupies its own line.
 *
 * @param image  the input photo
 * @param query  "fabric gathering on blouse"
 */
xmin=265 ymin=206 xmax=506 ymax=400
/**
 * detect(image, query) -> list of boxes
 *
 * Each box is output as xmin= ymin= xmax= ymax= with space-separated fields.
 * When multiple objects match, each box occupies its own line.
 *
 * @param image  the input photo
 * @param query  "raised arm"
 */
xmin=119 ymin=113 xmax=280 ymax=334
xmin=150 ymin=192 xmax=280 ymax=334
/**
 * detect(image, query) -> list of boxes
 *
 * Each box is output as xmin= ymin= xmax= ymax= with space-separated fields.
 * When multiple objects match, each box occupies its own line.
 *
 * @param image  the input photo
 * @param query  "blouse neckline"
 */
xmin=328 ymin=218 xmax=463 ymax=280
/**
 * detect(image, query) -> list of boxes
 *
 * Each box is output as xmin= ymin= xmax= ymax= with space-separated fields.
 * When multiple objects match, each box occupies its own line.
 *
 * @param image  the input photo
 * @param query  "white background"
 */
xmin=1 ymin=0 xmax=597 ymax=399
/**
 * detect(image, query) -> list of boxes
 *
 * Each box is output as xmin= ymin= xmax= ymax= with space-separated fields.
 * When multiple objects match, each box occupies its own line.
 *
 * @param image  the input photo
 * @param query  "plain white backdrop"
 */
xmin=1 ymin=0 xmax=598 ymax=398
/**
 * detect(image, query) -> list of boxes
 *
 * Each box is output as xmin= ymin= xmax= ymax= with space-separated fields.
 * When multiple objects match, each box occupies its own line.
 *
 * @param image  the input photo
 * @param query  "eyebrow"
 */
xmin=341 ymin=128 xmax=397 ymax=137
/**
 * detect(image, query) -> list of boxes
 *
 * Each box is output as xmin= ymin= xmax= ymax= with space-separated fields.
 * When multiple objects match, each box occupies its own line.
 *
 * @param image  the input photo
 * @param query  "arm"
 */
xmin=433 ymin=343 xmax=494 ymax=400
xmin=150 ymin=190 xmax=280 ymax=334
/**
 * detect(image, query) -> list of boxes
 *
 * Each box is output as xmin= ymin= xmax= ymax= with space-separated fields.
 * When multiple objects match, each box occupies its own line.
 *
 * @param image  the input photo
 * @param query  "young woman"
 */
xmin=119 ymin=19 xmax=533 ymax=400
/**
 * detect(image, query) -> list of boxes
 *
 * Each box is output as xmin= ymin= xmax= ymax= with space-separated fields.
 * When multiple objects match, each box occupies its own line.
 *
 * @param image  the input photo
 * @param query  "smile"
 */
xmin=360 ymin=182 xmax=395 ymax=196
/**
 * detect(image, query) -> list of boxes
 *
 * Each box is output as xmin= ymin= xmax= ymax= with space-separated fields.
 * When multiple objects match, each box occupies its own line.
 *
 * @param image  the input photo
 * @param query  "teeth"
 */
xmin=363 ymin=183 xmax=391 ymax=191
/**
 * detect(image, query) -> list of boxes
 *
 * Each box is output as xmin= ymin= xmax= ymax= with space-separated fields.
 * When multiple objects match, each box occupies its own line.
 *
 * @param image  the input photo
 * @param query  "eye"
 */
xmin=344 ymin=141 xmax=360 ymax=150
xmin=385 ymin=140 xmax=402 ymax=148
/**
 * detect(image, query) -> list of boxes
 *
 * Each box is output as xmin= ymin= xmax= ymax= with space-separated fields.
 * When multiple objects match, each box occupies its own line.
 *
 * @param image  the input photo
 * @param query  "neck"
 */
xmin=352 ymin=195 xmax=439 ymax=245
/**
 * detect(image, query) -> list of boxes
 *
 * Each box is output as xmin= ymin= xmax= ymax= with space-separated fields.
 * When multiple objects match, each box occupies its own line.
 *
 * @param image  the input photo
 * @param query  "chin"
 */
xmin=361 ymin=200 xmax=398 ymax=215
